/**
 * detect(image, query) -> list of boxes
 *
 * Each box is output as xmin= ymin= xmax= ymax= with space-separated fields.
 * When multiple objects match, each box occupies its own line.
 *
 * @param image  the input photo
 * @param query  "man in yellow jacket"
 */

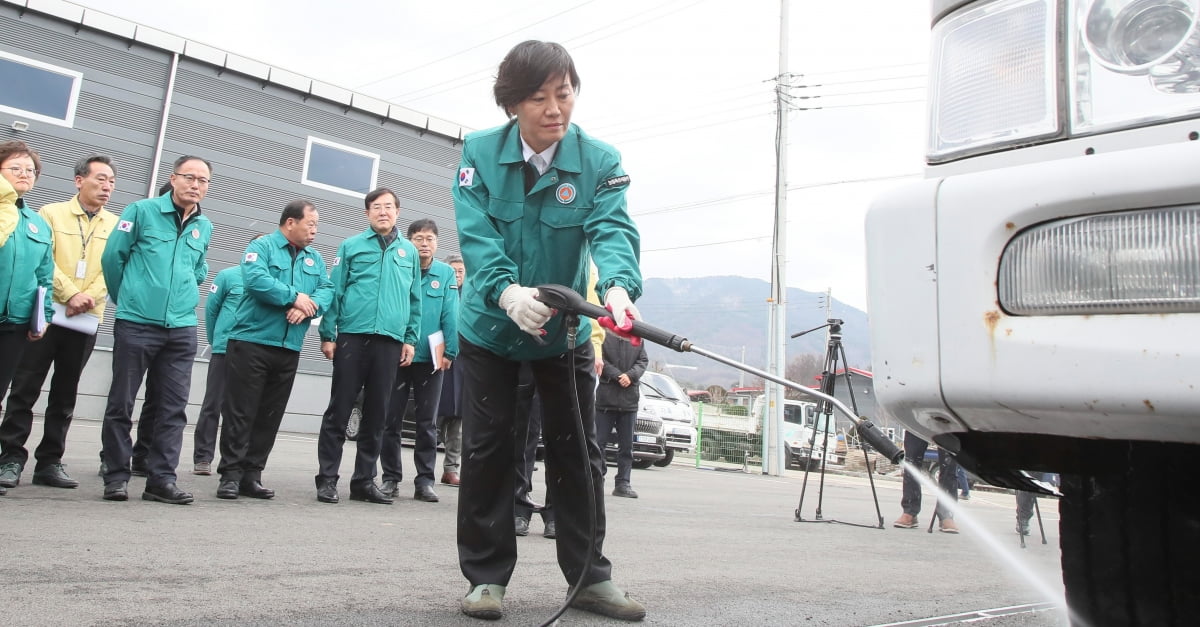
xmin=0 ymin=156 xmax=117 ymax=489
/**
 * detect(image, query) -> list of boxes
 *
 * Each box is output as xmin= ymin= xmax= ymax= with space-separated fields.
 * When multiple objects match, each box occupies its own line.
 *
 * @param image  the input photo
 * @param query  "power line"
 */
xmin=356 ymin=1 xmax=598 ymax=90
xmin=642 ymin=234 xmax=771 ymax=252
xmin=606 ymin=111 xmax=772 ymax=144
xmin=631 ymin=172 xmax=923 ymax=218
xmin=386 ymin=0 xmax=706 ymax=102
xmin=791 ymin=98 xmax=924 ymax=111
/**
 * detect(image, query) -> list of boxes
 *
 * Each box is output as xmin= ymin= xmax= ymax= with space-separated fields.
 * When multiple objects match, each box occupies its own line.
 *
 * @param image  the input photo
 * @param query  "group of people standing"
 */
xmin=1 ymin=38 xmax=650 ymax=622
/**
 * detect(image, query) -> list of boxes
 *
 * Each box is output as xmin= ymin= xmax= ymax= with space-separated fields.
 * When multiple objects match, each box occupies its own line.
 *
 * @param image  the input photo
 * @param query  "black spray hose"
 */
xmin=534 ymin=284 xmax=903 ymax=464
xmin=537 ymin=312 xmax=596 ymax=627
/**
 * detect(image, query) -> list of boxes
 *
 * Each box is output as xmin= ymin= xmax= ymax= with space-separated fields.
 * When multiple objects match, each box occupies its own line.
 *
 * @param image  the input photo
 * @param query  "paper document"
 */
xmin=51 ymin=302 xmax=100 ymax=335
xmin=429 ymin=330 xmax=445 ymax=372
xmin=34 ymin=286 xmax=49 ymax=334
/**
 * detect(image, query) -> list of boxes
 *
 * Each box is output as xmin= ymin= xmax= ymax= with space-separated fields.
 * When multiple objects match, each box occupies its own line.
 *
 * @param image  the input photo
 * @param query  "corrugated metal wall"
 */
xmin=1 ymin=5 xmax=463 ymax=375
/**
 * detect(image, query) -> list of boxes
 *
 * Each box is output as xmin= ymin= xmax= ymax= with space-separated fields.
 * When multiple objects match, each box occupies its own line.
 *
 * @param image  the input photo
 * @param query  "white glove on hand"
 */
xmin=603 ymin=286 xmax=641 ymax=330
xmin=499 ymin=284 xmax=554 ymax=336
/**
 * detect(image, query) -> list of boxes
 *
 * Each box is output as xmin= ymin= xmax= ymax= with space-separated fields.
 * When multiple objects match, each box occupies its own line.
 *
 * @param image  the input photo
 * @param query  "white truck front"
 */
xmin=866 ymin=1 xmax=1200 ymax=624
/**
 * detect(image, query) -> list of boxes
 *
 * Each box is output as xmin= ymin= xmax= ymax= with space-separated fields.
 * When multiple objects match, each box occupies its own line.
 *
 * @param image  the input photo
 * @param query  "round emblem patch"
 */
xmin=556 ymin=183 xmax=576 ymax=204
xmin=191 ymin=228 xmax=200 ymax=239
xmin=28 ymin=223 xmax=39 ymax=234
xmin=398 ymin=249 xmax=407 ymax=258
xmin=305 ymin=257 xmax=315 ymax=267
xmin=431 ymin=280 xmax=440 ymax=289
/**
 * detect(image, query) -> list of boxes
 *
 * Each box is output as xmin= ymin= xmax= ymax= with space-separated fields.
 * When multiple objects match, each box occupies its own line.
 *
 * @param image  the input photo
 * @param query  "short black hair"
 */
xmin=279 ymin=199 xmax=314 ymax=225
xmin=157 ymin=182 xmax=173 ymax=196
xmin=494 ymin=40 xmax=580 ymax=115
xmin=74 ymin=155 xmax=114 ymax=178
xmin=364 ymin=187 xmax=398 ymax=209
xmin=407 ymin=218 xmax=438 ymax=238
xmin=173 ymin=155 xmax=212 ymax=175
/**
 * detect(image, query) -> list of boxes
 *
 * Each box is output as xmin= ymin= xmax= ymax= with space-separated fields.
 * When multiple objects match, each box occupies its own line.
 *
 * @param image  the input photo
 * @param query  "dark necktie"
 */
xmin=523 ymin=160 xmax=538 ymax=194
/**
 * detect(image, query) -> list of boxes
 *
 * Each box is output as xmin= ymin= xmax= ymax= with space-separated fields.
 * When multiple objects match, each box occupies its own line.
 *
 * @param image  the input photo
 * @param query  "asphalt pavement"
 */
xmin=1 ymin=419 xmax=1069 ymax=626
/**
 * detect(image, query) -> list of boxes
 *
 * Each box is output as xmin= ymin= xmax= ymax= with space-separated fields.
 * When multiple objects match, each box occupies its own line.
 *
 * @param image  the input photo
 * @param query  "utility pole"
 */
xmin=764 ymin=0 xmax=790 ymax=477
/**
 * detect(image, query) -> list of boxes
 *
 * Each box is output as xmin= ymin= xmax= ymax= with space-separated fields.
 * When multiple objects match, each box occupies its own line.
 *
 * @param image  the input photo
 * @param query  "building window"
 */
xmin=0 ymin=51 xmax=83 ymax=127
xmin=302 ymin=137 xmax=379 ymax=198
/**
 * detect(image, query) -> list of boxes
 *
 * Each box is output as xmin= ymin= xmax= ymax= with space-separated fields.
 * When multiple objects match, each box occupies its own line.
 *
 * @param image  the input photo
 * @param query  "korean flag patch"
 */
xmin=117 ymin=220 xmax=134 ymax=232
xmin=209 ymin=283 xmax=219 ymax=294
xmin=332 ymin=256 xmax=341 ymax=267
xmin=244 ymin=252 xmax=259 ymax=263
xmin=458 ymin=167 xmax=475 ymax=187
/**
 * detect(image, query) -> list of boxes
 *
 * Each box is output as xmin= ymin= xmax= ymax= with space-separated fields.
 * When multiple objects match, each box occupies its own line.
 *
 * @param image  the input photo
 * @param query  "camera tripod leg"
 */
xmin=1034 ymin=498 xmax=1047 ymax=544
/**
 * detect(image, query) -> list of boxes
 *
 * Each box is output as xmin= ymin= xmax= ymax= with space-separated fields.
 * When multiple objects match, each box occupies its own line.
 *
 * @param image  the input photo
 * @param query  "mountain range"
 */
xmin=631 ymin=276 xmax=871 ymax=391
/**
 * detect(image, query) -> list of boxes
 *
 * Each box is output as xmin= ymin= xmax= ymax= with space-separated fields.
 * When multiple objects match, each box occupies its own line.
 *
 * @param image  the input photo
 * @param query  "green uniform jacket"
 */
xmin=101 ymin=192 xmax=211 ymax=328
xmin=204 ymin=265 xmax=245 ymax=354
xmin=318 ymin=228 xmax=421 ymax=346
xmin=452 ymin=120 xmax=641 ymax=361
xmin=228 ymin=230 xmax=333 ymax=352
xmin=0 ymin=176 xmax=54 ymax=327
xmin=412 ymin=259 xmax=460 ymax=363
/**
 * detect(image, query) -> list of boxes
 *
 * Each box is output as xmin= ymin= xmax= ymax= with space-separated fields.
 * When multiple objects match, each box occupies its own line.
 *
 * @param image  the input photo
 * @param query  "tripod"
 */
xmin=792 ymin=319 xmax=886 ymax=529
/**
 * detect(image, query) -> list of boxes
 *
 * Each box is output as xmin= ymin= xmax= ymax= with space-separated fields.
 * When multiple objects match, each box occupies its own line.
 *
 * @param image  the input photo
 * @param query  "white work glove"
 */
xmin=499 ymin=284 xmax=554 ymax=336
xmin=600 ymin=286 xmax=642 ymax=346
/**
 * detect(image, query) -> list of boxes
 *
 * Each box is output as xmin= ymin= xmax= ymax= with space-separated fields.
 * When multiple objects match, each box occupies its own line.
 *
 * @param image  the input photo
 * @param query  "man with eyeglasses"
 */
xmin=314 ymin=187 xmax=422 ymax=505
xmin=99 ymin=156 xmax=213 ymax=504
xmin=0 ymin=155 xmax=118 ymax=491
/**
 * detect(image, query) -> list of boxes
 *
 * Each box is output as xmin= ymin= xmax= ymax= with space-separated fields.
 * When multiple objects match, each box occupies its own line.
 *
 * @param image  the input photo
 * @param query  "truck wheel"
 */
xmin=632 ymin=458 xmax=655 ymax=470
xmin=784 ymin=445 xmax=798 ymax=470
xmin=345 ymin=407 xmax=361 ymax=442
xmin=1059 ymin=441 xmax=1199 ymax=626
xmin=653 ymin=449 xmax=674 ymax=468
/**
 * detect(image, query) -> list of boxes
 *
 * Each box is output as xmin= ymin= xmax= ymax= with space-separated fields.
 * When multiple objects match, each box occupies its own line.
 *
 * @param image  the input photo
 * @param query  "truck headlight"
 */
xmin=998 ymin=206 xmax=1200 ymax=314
xmin=1073 ymin=0 xmax=1200 ymax=132
xmin=929 ymin=0 xmax=1059 ymax=162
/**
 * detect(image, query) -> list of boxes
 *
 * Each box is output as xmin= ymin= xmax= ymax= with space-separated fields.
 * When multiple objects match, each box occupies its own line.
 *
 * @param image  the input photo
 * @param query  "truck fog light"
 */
xmin=999 ymin=207 xmax=1200 ymax=314
xmin=1084 ymin=0 xmax=1200 ymax=92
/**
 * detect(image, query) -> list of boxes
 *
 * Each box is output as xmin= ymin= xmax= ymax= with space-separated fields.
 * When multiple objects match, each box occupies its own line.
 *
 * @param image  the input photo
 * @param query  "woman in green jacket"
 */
xmin=0 ymin=141 xmax=54 ymax=494
xmin=453 ymin=41 xmax=645 ymax=622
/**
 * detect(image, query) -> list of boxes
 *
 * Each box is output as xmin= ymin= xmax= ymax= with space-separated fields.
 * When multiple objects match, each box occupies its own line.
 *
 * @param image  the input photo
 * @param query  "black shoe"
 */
xmin=239 ymin=480 xmax=275 ymax=499
xmin=380 ymin=479 xmax=399 ymax=497
xmin=316 ymin=478 xmax=339 ymax=503
xmin=103 ymin=480 xmax=128 ymax=501
xmin=514 ymin=516 xmax=530 ymax=537
xmin=130 ymin=459 xmax=148 ymax=477
xmin=142 ymin=482 xmax=194 ymax=505
xmin=543 ymin=519 xmax=557 ymax=539
xmin=217 ymin=480 xmax=240 ymax=499
xmin=0 ymin=462 xmax=20 ymax=488
xmin=414 ymin=485 xmax=439 ymax=502
xmin=612 ymin=484 xmax=639 ymax=499
xmin=349 ymin=482 xmax=393 ymax=504
xmin=32 ymin=463 xmax=80 ymax=489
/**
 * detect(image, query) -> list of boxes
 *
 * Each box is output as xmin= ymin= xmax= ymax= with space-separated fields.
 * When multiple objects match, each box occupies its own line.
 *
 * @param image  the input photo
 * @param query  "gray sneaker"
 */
xmin=0 ymin=462 xmax=20 ymax=488
xmin=461 ymin=584 xmax=505 ymax=620
xmin=569 ymin=580 xmax=646 ymax=621
xmin=514 ymin=516 xmax=530 ymax=537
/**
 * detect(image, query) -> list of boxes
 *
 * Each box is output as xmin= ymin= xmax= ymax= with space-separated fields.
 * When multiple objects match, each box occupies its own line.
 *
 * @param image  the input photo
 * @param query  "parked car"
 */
xmin=637 ymin=371 xmax=697 ymax=467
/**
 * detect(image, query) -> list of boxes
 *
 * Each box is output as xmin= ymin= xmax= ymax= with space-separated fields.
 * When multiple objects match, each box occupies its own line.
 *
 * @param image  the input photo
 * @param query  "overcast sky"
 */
xmin=73 ymin=0 xmax=931 ymax=311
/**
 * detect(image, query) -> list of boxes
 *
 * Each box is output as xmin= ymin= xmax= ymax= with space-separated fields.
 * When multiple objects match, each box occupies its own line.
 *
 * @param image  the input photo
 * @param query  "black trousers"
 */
xmin=0 ymin=325 xmax=31 ymax=429
xmin=316 ymin=333 xmax=402 ymax=487
xmin=457 ymin=338 xmax=611 ymax=587
xmin=193 ymin=353 xmax=227 ymax=465
xmin=514 ymin=371 xmax=552 ymax=523
xmin=218 ymin=340 xmax=298 ymax=483
xmin=380 ymin=364 xmax=444 ymax=487
xmin=0 ymin=325 xmax=96 ymax=471
xmin=595 ymin=409 xmax=636 ymax=488
xmin=900 ymin=430 xmax=959 ymax=520
xmin=101 ymin=320 xmax=196 ymax=487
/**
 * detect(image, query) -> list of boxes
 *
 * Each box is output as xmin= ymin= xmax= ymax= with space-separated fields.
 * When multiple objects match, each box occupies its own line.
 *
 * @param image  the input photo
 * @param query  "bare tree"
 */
xmin=785 ymin=353 xmax=824 ymax=399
